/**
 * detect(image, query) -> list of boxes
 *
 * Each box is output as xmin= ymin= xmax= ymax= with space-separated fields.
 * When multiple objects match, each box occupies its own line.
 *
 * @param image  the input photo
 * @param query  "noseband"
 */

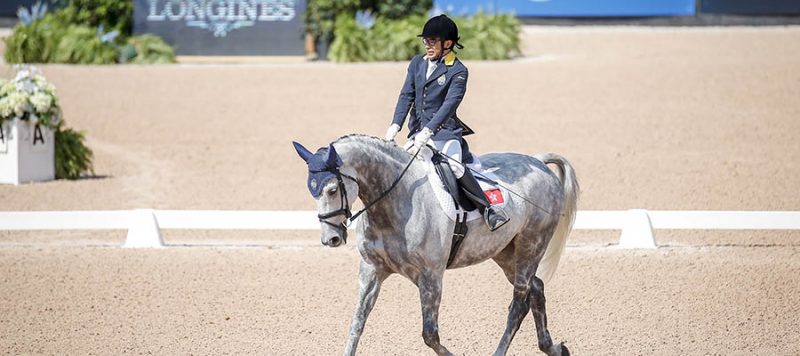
xmin=313 ymin=167 xmax=358 ymax=240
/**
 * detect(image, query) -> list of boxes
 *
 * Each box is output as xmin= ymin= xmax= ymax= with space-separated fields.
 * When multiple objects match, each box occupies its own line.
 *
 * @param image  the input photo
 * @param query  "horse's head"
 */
xmin=293 ymin=141 xmax=359 ymax=247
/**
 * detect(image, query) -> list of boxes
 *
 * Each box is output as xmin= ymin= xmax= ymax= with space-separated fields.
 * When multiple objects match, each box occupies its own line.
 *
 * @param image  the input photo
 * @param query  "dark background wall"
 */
xmin=0 ymin=0 xmax=59 ymax=18
xmin=700 ymin=0 xmax=800 ymax=15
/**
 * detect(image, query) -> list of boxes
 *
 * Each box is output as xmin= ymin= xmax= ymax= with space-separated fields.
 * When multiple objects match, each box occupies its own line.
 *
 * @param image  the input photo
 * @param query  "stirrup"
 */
xmin=485 ymin=206 xmax=510 ymax=232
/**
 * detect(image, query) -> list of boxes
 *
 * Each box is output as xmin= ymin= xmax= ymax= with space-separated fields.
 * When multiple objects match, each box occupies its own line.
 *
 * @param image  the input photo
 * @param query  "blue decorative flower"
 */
xmin=97 ymin=25 xmax=120 ymax=44
xmin=355 ymin=10 xmax=376 ymax=30
xmin=17 ymin=1 xmax=48 ymax=26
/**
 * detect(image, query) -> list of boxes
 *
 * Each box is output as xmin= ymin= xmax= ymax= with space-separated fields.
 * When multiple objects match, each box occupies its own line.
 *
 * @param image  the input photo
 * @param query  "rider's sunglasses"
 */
xmin=421 ymin=37 xmax=441 ymax=47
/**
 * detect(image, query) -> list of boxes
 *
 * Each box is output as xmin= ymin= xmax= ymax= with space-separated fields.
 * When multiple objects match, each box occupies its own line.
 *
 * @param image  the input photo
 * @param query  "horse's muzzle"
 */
xmin=323 ymin=232 xmax=346 ymax=247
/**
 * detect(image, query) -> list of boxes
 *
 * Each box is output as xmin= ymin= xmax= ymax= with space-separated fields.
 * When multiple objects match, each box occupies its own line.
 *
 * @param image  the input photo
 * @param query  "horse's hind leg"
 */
xmin=529 ymin=276 xmax=569 ymax=356
xmin=417 ymin=270 xmax=454 ymax=356
xmin=492 ymin=264 xmax=534 ymax=356
xmin=493 ymin=233 xmax=568 ymax=356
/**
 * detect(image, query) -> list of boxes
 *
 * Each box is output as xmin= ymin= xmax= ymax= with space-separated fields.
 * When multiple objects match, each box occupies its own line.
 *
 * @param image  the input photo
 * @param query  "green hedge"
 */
xmin=306 ymin=0 xmax=432 ymax=45
xmin=3 ymin=14 xmax=65 ymax=63
xmin=123 ymin=34 xmax=177 ymax=64
xmin=329 ymin=14 xmax=426 ymax=62
xmin=3 ymin=1 xmax=175 ymax=64
xmin=329 ymin=12 xmax=521 ymax=62
xmin=54 ymin=25 xmax=118 ymax=64
xmin=458 ymin=13 xmax=522 ymax=61
xmin=306 ymin=0 xmax=358 ymax=43
xmin=53 ymin=0 xmax=134 ymax=37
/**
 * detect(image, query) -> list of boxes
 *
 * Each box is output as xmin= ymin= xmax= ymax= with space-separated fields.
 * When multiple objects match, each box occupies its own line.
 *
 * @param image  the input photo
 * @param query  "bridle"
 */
xmin=314 ymin=148 xmax=421 ymax=242
xmin=312 ymin=167 xmax=358 ymax=236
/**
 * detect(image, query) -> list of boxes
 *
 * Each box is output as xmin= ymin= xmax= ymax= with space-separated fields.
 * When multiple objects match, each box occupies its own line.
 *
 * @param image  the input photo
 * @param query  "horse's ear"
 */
xmin=292 ymin=141 xmax=314 ymax=163
xmin=324 ymin=143 xmax=343 ymax=168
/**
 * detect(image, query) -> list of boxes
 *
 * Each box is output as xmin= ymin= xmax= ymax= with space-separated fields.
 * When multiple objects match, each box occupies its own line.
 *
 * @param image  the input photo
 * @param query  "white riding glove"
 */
xmin=407 ymin=127 xmax=434 ymax=156
xmin=384 ymin=123 xmax=401 ymax=141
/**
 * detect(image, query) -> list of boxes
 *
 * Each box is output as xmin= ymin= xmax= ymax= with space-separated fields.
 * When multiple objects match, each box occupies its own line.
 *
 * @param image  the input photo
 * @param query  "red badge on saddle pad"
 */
xmin=484 ymin=189 xmax=504 ymax=205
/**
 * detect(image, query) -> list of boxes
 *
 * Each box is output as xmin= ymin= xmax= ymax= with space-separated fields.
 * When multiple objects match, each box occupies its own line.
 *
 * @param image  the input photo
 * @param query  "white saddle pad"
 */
xmin=424 ymin=160 xmax=510 ymax=222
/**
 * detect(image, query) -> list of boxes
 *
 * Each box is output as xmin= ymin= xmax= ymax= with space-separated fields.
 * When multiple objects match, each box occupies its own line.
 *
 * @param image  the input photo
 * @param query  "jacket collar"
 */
xmin=443 ymin=51 xmax=456 ymax=66
xmin=422 ymin=52 xmax=456 ymax=85
xmin=423 ymin=51 xmax=457 ymax=67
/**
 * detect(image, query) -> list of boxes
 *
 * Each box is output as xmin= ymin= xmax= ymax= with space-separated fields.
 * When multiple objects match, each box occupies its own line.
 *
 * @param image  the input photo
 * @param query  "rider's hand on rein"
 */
xmin=407 ymin=127 xmax=433 ymax=157
xmin=385 ymin=124 xmax=401 ymax=141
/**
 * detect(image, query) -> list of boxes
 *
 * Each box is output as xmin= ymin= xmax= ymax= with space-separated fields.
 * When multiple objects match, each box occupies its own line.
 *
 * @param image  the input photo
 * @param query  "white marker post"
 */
xmin=123 ymin=209 xmax=165 ymax=248
xmin=618 ymin=209 xmax=658 ymax=249
xmin=0 ymin=119 xmax=55 ymax=185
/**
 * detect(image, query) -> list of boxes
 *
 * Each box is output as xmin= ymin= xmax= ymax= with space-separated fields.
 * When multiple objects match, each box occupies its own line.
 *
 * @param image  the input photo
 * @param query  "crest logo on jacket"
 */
xmin=437 ymin=75 xmax=446 ymax=86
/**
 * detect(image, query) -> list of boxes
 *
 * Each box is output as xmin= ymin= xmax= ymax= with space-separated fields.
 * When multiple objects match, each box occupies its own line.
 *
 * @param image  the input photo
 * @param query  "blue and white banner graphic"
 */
xmin=434 ymin=0 xmax=696 ymax=17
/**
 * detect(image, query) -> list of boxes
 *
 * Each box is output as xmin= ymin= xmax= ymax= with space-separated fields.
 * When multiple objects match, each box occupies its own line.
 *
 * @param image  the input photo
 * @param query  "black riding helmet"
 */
xmin=418 ymin=14 xmax=464 ymax=51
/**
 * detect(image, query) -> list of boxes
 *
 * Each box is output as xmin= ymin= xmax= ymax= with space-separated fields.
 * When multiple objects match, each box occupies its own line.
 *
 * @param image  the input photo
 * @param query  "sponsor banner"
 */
xmin=434 ymin=0 xmax=696 ymax=17
xmin=133 ymin=0 xmax=307 ymax=55
xmin=701 ymin=0 xmax=800 ymax=15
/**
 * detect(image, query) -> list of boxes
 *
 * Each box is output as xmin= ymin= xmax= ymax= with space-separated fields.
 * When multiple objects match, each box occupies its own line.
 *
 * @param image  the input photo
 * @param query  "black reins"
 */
xmin=315 ymin=148 xmax=421 ymax=235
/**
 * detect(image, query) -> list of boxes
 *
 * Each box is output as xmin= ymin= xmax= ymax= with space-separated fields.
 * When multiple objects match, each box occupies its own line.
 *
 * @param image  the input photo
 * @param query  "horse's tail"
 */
xmin=534 ymin=153 xmax=580 ymax=284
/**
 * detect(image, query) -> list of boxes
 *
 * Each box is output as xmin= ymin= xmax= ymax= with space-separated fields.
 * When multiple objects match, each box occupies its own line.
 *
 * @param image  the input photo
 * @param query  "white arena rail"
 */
xmin=1 ymin=209 xmax=799 ymax=249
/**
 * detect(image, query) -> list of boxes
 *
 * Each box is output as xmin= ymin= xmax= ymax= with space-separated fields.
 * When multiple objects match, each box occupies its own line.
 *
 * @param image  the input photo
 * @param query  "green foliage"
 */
xmin=124 ymin=34 xmax=176 ymax=64
xmin=54 ymin=124 xmax=94 ymax=180
xmin=368 ymin=0 xmax=432 ymax=20
xmin=329 ymin=14 xmax=426 ymax=62
xmin=306 ymin=0 xmax=431 ymax=42
xmin=3 ymin=0 xmax=175 ymax=65
xmin=369 ymin=15 xmax=427 ymax=60
xmin=457 ymin=12 xmax=521 ymax=60
xmin=53 ymin=0 xmax=134 ymax=36
xmin=328 ymin=15 xmax=368 ymax=62
xmin=328 ymin=13 xmax=521 ymax=62
xmin=4 ymin=14 xmax=67 ymax=63
xmin=53 ymin=25 xmax=118 ymax=64
xmin=305 ymin=0 xmax=359 ymax=41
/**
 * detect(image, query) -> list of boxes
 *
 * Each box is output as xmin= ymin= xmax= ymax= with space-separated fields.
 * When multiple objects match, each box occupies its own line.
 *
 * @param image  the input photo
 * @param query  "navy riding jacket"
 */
xmin=392 ymin=52 xmax=468 ymax=142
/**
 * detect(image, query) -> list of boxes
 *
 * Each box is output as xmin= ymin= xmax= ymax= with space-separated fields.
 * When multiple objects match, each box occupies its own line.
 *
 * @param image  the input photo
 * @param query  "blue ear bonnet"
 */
xmin=306 ymin=149 xmax=338 ymax=198
xmin=293 ymin=142 xmax=343 ymax=198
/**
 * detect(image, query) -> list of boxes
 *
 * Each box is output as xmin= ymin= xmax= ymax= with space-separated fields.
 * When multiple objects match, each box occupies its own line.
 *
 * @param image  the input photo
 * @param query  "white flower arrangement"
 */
xmin=0 ymin=65 xmax=61 ymax=129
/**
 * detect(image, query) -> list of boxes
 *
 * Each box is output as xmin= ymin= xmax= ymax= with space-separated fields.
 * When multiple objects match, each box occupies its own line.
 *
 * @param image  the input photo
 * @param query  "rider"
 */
xmin=384 ymin=14 xmax=510 ymax=231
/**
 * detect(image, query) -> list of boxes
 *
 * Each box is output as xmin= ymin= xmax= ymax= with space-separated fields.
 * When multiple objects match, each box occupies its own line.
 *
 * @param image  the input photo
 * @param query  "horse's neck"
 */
xmin=335 ymin=137 xmax=421 ymax=207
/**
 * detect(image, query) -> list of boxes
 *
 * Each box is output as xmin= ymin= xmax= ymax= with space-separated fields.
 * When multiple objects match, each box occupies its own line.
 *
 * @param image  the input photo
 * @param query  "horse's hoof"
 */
xmin=560 ymin=343 xmax=570 ymax=356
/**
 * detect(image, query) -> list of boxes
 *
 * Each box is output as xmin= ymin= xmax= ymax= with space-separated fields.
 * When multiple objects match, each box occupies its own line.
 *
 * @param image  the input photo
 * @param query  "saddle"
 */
xmin=431 ymin=152 xmax=507 ymax=267
xmin=430 ymin=152 xmax=506 ymax=214
xmin=431 ymin=153 xmax=474 ymax=212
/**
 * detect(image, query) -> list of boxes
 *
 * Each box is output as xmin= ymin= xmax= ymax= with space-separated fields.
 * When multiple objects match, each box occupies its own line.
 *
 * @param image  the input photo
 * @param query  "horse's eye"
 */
xmin=328 ymin=188 xmax=338 ymax=196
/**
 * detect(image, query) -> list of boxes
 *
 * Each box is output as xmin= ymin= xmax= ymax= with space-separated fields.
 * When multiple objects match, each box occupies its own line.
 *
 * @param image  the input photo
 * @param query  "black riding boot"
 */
xmin=457 ymin=169 xmax=510 ymax=231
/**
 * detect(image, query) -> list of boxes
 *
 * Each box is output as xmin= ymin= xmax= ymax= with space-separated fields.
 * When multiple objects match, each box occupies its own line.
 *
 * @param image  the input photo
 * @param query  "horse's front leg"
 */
xmin=417 ymin=270 xmax=454 ymax=356
xmin=344 ymin=260 xmax=388 ymax=356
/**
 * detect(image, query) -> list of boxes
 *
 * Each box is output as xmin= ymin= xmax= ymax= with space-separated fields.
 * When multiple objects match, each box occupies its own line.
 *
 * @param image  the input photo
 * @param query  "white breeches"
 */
xmin=404 ymin=136 xmax=482 ymax=178
xmin=432 ymin=139 xmax=481 ymax=179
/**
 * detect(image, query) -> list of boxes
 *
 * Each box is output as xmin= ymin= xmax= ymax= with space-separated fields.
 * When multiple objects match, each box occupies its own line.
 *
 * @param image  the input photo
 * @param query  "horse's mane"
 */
xmin=333 ymin=133 xmax=410 ymax=163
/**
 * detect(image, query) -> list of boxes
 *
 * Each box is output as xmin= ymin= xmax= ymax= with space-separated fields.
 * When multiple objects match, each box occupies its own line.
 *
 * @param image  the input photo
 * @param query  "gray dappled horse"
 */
xmin=293 ymin=134 xmax=578 ymax=356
